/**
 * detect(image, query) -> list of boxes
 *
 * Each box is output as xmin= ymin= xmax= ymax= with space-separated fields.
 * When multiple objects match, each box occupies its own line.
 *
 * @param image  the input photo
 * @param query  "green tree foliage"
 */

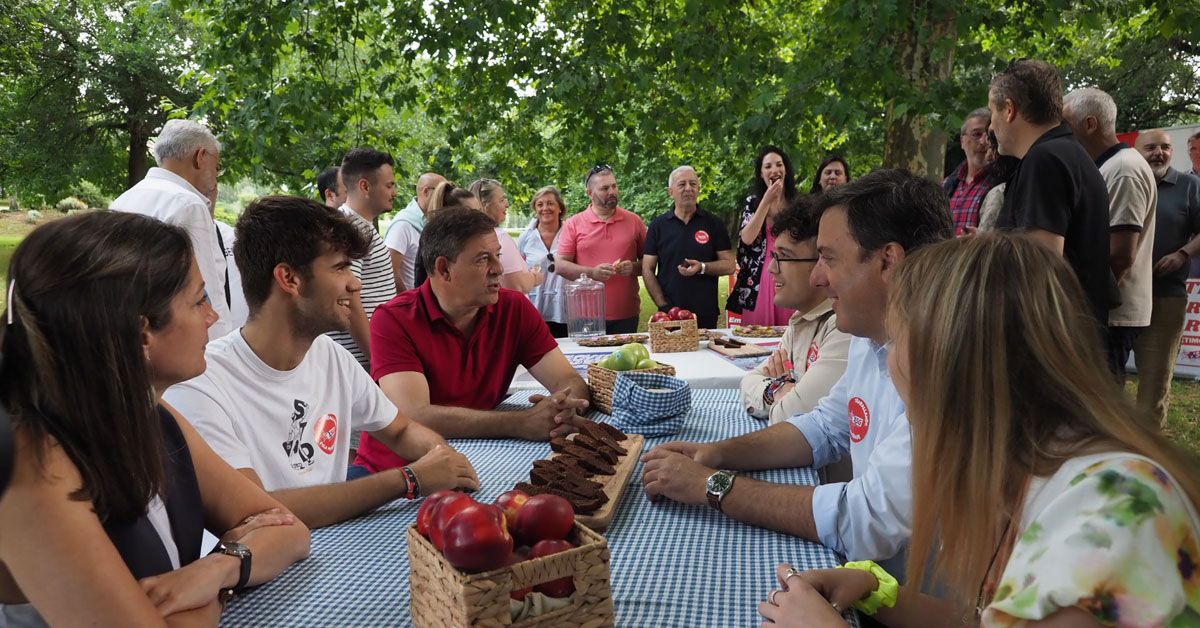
xmin=3 ymin=0 xmax=1198 ymax=218
xmin=0 ymin=0 xmax=203 ymax=204
xmin=181 ymin=0 xmax=1198 ymax=227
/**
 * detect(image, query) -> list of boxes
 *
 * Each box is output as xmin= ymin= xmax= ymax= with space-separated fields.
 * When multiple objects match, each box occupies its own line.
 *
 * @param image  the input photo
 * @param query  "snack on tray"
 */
xmin=520 ymin=421 xmax=633 ymax=514
xmin=712 ymin=337 xmax=747 ymax=348
xmin=515 ymin=482 xmax=608 ymax=515
xmin=732 ymin=325 xmax=784 ymax=338
xmin=576 ymin=334 xmax=649 ymax=347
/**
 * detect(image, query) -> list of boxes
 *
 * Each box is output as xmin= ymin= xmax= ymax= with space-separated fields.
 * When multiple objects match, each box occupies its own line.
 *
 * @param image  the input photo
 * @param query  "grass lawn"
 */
xmin=0 ymin=236 xmax=17 ymax=311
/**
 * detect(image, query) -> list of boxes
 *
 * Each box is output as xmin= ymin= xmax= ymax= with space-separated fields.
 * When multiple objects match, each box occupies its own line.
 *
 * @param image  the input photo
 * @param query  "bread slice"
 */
xmin=571 ymin=434 xmax=621 ymax=464
xmin=557 ymin=446 xmax=615 ymax=475
xmin=515 ymin=482 xmax=606 ymax=514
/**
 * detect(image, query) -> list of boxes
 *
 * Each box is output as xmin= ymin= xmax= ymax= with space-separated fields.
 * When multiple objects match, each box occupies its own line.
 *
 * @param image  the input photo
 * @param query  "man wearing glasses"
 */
xmin=640 ymin=170 xmax=953 ymax=579
xmin=112 ymin=119 xmax=234 ymax=341
xmin=642 ymin=166 xmax=736 ymax=329
xmin=554 ymin=165 xmax=647 ymax=334
xmin=942 ymin=108 xmax=997 ymax=234
xmin=739 ymin=195 xmax=850 ymax=425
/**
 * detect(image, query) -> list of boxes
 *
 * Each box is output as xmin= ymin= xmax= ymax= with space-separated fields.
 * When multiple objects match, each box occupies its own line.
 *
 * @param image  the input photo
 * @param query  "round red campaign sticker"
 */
xmin=806 ymin=340 xmax=820 ymax=369
xmin=313 ymin=413 xmax=338 ymax=455
xmin=694 ymin=230 xmax=710 ymax=244
xmin=848 ymin=397 xmax=871 ymax=443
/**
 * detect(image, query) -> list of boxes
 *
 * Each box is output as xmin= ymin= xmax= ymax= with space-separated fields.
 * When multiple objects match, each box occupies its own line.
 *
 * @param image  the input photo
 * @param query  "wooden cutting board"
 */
xmin=707 ymin=341 xmax=773 ymax=358
xmin=555 ymin=433 xmax=645 ymax=531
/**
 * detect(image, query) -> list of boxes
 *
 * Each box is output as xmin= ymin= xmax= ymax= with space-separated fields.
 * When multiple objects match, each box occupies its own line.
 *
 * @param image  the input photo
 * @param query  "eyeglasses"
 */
xmin=961 ymin=129 xmax=988 ymax=140
xmin=545 ymin=252 xmax=555 ymax=274
xmin=769 ymin=250 xmax=818 ymax=268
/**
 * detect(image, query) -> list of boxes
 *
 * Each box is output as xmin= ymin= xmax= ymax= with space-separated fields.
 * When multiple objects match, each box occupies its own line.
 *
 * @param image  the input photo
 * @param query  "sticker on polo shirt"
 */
xmin=313 ymin=413 xmax=338 ymax=455
xmin=806 ymin=340 xmax=819 ymax=370
xmin=694 ymin=230 xmax=710 ymax=244
xmin=848 ymin=397 xmax=871 ymax=443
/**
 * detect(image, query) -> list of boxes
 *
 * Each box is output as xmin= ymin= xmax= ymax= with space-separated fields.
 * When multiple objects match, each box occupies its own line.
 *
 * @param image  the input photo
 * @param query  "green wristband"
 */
xmin=838 ymin=560 xmax=899 ymax=616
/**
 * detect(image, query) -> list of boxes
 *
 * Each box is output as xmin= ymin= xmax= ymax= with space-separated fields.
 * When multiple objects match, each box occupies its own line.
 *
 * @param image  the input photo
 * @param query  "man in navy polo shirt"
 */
xmin=643 ymin=166 xmax=736 ymax=328
xmin=353 ymin=207 xmax=589 ymax=475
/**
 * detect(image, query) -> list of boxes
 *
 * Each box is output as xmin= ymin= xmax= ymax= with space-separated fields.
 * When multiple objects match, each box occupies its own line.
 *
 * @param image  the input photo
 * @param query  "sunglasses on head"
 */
xmin=585 ymin=164 xmax=614 ymax=186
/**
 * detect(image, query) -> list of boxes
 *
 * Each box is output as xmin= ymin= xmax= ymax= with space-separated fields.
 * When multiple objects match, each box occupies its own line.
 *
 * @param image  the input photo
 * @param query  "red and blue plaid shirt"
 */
xmin=942 ymin=161 xmax=993 ymax=233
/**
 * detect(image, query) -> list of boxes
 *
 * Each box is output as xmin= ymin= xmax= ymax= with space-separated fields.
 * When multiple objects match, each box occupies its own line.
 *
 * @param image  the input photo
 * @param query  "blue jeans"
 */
xmin=346 ymin=464 xmax=372 ymax=481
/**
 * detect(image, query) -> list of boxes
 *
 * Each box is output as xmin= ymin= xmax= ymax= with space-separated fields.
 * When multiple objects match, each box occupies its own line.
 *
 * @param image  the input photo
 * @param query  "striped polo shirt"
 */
xmin=328 ymin=205 xmax=397 ymax=370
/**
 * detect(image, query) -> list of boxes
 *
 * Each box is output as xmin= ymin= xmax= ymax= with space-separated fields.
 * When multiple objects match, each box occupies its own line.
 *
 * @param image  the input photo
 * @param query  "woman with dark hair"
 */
xmin=518 ymin=186 xmax=570 ymax=337
xmin=760 ymin=234 xmax=1200 ymax=627
xmin=0 ymin=212 xmax=310 ymax=626
xmin=728 ymin=145 xmax=800 ymax=325
xmin=810 ymin=155 xmax=851 ymax=193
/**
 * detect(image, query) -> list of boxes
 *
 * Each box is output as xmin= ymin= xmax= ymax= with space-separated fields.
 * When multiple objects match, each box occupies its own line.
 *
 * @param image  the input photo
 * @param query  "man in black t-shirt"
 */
xmin=989 ymin=59 xmax=1114 ymax=336
xmin=643 ymin=166 xmax=736 ymax=329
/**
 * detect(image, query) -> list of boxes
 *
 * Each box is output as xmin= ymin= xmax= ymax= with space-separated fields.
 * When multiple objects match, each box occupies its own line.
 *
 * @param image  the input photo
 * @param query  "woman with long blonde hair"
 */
xmin=468 ymin=178 xmax=543 ymax=294
xmin=760 ymin=233 xmax=1200 ymax=627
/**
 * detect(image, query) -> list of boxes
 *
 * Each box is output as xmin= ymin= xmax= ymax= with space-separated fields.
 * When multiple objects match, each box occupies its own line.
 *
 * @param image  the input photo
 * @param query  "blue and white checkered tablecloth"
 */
xmin=222 ymin=388 xmax=857 ymax=627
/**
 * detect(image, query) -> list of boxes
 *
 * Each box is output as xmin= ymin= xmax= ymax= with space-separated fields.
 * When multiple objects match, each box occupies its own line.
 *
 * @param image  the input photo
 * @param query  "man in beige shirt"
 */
xmin=1064 ymin=88 xmax=1157 ymax=382
xmin=741 ymin=197 xmax=851 ymax=424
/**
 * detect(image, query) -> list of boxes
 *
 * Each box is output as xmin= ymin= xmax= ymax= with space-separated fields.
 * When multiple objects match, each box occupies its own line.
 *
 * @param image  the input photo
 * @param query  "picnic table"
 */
xmin=509 ymin=328 xmax=780 ymax=391
xmin=222 ymin=388 xmax=855 ymax=627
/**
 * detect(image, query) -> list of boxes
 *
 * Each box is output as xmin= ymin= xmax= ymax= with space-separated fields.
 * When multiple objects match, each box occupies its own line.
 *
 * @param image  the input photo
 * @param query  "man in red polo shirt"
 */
xmin=353 ymin=206 xmax=589 ymax=475
xmin=554 ymin=165 xmax=647 ymax=334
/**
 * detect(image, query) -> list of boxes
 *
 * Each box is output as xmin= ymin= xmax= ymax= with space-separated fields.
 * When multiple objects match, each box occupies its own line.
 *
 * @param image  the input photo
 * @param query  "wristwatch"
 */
xmin=215 ymin=541 xmax=253 ymax=592
xmin=763 ymin=374 xmax=796 ymax=406
xmin=705 ymin=470 xmax=736 ymax=511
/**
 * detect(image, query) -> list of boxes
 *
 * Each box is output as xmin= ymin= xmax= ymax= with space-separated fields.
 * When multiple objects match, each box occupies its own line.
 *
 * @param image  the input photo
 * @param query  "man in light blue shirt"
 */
xmin=641 ymin=170 xmax=953 ymax=574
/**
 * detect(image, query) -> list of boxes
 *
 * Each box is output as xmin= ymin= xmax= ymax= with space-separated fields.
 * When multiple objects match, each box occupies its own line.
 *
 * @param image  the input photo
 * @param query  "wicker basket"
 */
xmin=648 ymin=318 xmax=700 ymax=353
xmin=409 ymin=522 xmax=614 ymax=627
xmin=587 ymin=361 xmax=676 ymax=414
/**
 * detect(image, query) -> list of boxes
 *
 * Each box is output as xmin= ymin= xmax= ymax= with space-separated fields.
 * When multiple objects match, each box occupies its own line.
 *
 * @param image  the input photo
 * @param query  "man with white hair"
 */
xmin=1064 ymin=87 xmax=1158 ymax=381
xmin=1132 ymin=130 xmax=1200 ymax=427
xmin=112 ymin=119 xmax=234 ymax=340
xmin=642 ymin=166 xmax=735 ymax=329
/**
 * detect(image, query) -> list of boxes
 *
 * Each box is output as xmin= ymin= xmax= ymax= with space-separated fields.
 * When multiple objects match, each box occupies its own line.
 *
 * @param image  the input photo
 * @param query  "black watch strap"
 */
xmin=214 ymin=542 xmax=252 ymax=591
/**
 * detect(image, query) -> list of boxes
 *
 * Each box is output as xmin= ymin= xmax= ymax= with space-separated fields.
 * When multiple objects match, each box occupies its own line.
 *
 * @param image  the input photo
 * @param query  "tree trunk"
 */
xmin=882 ymin=1 xmax=957 ymax=180
xmin=127 ymin=120 xmax=150 ymax=189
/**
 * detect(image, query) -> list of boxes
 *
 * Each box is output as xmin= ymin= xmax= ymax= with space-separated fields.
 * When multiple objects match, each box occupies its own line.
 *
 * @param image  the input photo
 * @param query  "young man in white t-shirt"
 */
xmin=166 ymin=195 xmax=479 ymax=529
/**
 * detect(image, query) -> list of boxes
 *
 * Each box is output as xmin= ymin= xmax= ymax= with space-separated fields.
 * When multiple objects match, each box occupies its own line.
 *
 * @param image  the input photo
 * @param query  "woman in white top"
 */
xmin=518 ymin=186 xmax=570 ymax=337
xmin=468 ymin=178 xmax=543 ymax=294
xmin=761 ymin=233 xmax=1200 ymax=627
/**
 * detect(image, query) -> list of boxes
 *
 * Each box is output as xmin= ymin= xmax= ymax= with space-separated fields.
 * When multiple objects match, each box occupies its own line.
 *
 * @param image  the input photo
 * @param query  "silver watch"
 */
xmin=705 ymin=470 xmax=736 ymax=511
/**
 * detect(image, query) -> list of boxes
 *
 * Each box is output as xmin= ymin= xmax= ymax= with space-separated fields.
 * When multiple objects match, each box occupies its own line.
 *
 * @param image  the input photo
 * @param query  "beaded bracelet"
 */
xmin=400 ymin=466 xmax=421 ymax=499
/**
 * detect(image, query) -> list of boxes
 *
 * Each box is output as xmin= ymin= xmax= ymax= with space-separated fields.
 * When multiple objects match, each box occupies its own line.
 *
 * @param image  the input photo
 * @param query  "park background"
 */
xmin=0 ymin=0 xmax=1198 ymax=451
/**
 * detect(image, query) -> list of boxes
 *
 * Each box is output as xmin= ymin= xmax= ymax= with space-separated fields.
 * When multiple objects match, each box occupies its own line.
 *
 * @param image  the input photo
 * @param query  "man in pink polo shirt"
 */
xmin=352 ymin=206 xmax=589 ymax=475
xmin=555 ymin=166 xmax=647 ymax=333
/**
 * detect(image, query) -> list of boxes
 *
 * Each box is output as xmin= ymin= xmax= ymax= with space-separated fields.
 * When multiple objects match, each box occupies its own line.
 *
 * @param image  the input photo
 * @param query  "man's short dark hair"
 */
xmin=989 ymin=59 xmax=1063 ymax=125
xmin=234 ymin=195 xmax=370 ymax=312
xmin=816 ymin=169 xmax=954 ymax=258
xmin=340 ymin=148 xmax=394 ymax=190
xmin=1189 ymin=131 xmax=1200 ymax=144
xmin=421 ymin=206 xmax=498 ymax=273
xmin=771 ymin=194 xmax=820 ymax=242
xmin=316 ymin=166 xmax=340 ymax=199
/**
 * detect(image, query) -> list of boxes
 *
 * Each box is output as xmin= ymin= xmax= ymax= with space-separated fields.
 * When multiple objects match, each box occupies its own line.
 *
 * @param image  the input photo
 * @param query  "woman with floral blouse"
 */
xmin=760 ymin=233 xmax=1199 ymax=628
